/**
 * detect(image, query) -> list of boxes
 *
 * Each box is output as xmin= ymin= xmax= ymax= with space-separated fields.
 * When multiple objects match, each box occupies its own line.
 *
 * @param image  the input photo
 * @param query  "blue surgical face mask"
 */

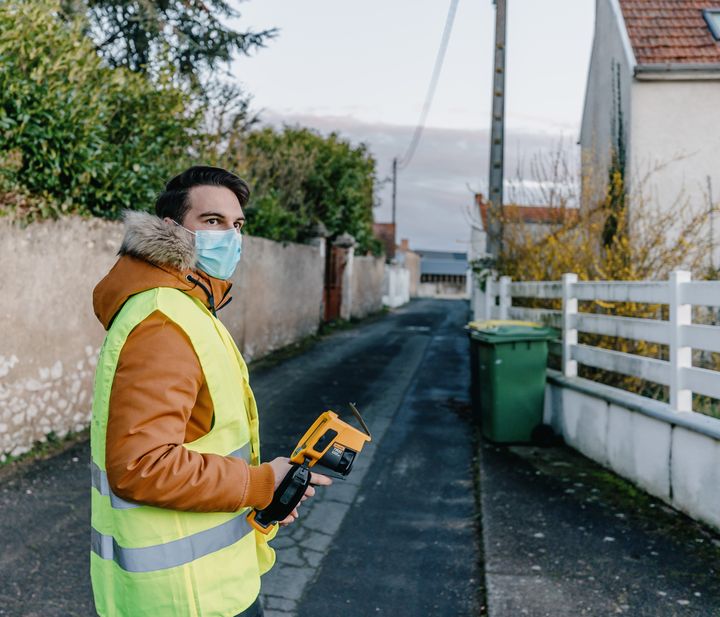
xmin=173 ymin=221 xmax=243 ymax=280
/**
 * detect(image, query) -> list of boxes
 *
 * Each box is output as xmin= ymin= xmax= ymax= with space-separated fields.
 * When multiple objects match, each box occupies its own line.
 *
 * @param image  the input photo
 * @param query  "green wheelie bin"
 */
xmin=468 ymin=321 xmax=555 ymax=443
xmin=466 ymin=319 xmax=541 ymax=427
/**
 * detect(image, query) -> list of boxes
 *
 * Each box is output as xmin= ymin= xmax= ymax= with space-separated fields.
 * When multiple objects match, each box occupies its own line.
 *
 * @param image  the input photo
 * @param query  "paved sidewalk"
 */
xmin=479 ymin=441 xmax=720 ymax=616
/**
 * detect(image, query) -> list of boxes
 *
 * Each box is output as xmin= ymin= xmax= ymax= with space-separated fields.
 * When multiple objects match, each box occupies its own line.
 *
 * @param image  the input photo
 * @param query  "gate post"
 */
xmin=334 ymin=233 xmax=356 ymax=322
xmin=485 ymin=276 xmax=495 ymax=321
xmin=669 ymin=270 xmax=692 ymax=412
xmin=307 ymin=224 xmax=328 ymax=327
xmin=562 ymin=273 xmax=578 ymax=377
xmin=499 ymin=276 xmax=511 ymax=320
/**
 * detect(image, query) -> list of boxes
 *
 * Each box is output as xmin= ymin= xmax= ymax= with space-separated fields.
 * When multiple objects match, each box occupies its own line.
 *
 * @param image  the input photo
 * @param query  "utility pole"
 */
xmin=392 ymin=157 xmax=398 ymax=229
xmin=487 ymin=0 xmax=507 ymax=258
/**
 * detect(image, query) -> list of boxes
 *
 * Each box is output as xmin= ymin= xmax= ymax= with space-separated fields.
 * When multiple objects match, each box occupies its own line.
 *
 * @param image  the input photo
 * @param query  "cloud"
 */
xmin=258 ymin=111 xmax=578 ymax=252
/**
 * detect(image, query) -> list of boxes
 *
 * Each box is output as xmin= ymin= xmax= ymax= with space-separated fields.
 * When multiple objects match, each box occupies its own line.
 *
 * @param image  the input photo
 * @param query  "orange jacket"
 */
xmin=92 ymin=211 xmax=275 ymax=512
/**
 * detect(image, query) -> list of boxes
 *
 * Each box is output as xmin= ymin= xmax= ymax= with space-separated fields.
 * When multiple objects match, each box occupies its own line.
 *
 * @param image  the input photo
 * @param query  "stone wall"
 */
xmin=0 ymin=218 xmax=326 ymax=458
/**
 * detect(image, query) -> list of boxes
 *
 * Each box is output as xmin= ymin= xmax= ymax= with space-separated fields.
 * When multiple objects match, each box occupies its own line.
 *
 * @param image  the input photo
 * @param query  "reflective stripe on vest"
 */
xmin=91 ymin=513 xmax=254 ymax=573
xmin=91 ymin=444 xmax=252 ymax=511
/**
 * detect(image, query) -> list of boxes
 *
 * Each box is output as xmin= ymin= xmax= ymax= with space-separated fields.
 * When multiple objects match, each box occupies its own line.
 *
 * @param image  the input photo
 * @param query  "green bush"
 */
xmin=0 ymin=0 xmax=199 ymax=220
xmin=239 ymin=126 xmax=381 ymax=255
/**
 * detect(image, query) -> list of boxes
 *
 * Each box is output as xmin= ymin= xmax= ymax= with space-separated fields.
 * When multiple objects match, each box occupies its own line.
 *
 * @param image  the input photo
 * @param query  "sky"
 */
xmin=228 ymin=0 xmax=595 ymax=252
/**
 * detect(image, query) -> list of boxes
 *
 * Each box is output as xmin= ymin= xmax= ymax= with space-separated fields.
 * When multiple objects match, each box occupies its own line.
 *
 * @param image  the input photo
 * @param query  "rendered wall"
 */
xmin=397 ymin=249 xmax=421 ymax=297
xmin=349 ymin=255 xmax=385 ymax=319
xmin=0 ymin=218 xmax=326 ymax=458
xmin=0 ymin=218 xmax=122 ymax=459
xmin=222 ymin=235 xmax=324 ymax=361
xmin=630 ymin=79 xmax=720 ymax=268
xmin=382 ymin=264 xmax=410 ymax=309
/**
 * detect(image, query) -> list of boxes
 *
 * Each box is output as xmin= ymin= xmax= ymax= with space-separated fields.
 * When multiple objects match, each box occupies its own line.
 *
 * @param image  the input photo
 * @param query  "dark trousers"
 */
xmin=234 ymin=596 xmax=263 ymax=617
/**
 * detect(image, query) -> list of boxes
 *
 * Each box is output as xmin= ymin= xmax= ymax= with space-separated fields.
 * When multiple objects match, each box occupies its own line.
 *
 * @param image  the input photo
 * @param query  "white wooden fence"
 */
xmin=483 ymin=271 xmax=720 ymax=419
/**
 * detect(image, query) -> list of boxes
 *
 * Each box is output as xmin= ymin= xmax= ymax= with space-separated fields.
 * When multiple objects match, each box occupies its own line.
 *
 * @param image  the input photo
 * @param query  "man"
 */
xmin=90 ymin=166 xmax=331 ymax=617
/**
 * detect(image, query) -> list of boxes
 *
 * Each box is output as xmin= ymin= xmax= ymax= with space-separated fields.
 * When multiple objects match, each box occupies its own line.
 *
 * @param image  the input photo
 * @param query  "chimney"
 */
xmin=400 ymin=238 xmax=409 ymax=251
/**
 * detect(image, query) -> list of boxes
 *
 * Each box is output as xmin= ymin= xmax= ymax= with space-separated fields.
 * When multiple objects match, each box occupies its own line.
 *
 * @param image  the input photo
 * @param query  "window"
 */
xmin=704 ymin=9 xmax=720 ymax=41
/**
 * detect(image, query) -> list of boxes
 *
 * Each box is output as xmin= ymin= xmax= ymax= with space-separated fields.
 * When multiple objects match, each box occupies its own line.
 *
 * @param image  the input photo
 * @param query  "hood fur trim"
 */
xmin=119 ymin=210 xmax=196 ymax=271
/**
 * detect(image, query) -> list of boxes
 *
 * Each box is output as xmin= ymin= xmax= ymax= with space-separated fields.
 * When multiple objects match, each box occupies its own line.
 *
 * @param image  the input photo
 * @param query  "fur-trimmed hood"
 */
xmin=119 ymin=210 xmax=196 ymax=270
xmin=93 ymin=211 xmax=232 ymax=330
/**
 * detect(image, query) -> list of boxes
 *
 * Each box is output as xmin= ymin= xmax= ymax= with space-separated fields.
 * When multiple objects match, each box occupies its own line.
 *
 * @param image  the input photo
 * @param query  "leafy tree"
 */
xmin=0 ymin=0 xmax=199 ymax=220
xmin=62 ymin=0 xmax=276 ymax=90
xmin=234 ymin=126 xmax=381 ymax=255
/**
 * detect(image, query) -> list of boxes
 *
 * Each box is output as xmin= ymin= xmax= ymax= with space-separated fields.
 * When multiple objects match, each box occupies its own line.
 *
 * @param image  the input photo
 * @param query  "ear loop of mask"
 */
xmin=171 ymin=219 xmax=197 ymax=236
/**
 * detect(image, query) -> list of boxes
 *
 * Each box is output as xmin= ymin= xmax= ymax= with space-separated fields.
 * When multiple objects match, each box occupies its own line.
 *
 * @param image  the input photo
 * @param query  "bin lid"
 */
xmin=469 ymin=321 xmax=556 ymax=343
xmin=466 ymin=319 xmax=541 ymax=331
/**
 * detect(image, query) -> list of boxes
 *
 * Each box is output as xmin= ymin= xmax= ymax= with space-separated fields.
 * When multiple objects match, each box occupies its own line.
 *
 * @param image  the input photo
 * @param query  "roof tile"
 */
xmin=477 ymin=202 xmax=579 ymax=229
xmin=619 ymin=0 xmax=720 ymax=64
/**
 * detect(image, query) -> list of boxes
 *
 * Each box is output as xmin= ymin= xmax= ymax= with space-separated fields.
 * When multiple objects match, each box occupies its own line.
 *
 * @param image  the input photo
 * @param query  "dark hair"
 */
xmin=155 ymin=165 xmax=251 ymax=223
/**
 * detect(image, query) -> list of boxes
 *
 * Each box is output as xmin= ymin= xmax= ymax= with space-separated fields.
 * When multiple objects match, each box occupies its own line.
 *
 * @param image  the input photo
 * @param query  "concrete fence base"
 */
xmin=545 ymin=369 xmax=720 ymax=532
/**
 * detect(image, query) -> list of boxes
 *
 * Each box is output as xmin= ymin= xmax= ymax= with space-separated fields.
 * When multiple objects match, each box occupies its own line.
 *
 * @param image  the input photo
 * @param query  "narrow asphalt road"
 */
xmin=0 ymin=298 xmax=481 ymax=617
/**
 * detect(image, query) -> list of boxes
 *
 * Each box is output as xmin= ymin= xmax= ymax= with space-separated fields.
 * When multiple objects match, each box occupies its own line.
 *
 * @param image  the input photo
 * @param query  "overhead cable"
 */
xmin=397 ymin=0 xmax=460 ymax=170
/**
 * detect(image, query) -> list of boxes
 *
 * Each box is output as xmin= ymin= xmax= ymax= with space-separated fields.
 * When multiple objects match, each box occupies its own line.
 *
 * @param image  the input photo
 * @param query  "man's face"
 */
xmin=170 ymin=185 xmax=245 ymax=233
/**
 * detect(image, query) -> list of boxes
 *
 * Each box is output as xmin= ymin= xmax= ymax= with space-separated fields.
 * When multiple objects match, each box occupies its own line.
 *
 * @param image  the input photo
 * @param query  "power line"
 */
xmin=397 ymin=0 xmax=460 ymax=171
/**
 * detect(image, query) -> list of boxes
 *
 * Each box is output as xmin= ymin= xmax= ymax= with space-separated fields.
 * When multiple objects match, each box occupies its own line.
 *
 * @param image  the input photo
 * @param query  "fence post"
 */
xmin=669 ymin=270 xmax=692 ymax=412
xmin=499 ymin=276 xmax=511 ymax=320
xmin=562 ymin=273 xmax=578 ymax=377
xmin=484 ymin=276 xmax=494 ymax=320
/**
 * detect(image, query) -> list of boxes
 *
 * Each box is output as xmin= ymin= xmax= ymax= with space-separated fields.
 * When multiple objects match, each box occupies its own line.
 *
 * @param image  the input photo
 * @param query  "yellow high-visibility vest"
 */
xmin=90 ymin=287 xmax=276 ymax=617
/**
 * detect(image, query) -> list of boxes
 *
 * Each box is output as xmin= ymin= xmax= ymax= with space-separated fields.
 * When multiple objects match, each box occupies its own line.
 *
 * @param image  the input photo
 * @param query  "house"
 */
xmin=580 ymin=0 xmax=720 ymax=264
xmin=469 ymin=194 xmax=579 ymax=262
xmin=416 ymin=249 xmax=470 ymax=298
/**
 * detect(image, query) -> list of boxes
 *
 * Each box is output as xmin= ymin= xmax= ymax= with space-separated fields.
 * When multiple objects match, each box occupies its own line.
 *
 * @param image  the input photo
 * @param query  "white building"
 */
xmin=416 ymin=250 xmax=470 ymax=299
xmin=581 ymin=0 xmax=720 ymax=265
